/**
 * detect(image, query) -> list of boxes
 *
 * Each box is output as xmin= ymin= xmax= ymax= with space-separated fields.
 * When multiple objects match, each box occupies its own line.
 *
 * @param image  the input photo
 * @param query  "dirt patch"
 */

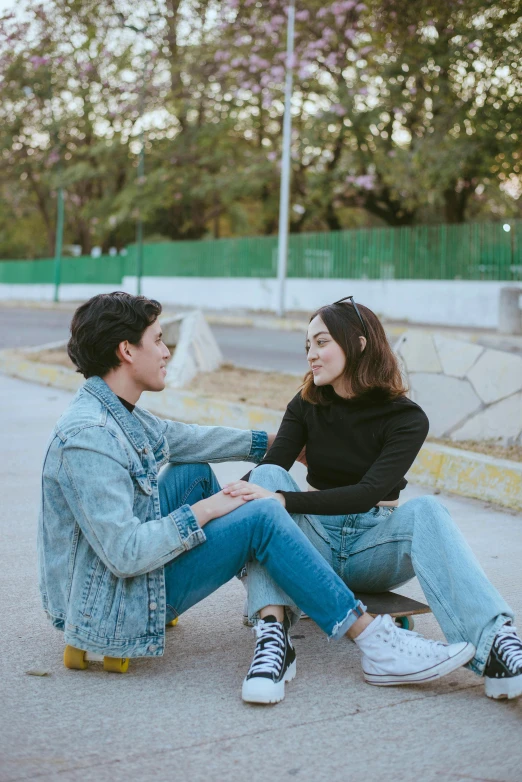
xmin=188 ymin=364 xmax=301 ymax=410
xmin=26 ymin=350 xmax=301 ymax=411
xmin=23 ymin=349 xmax=522 ymax=462
xmin=26 ymin=348 xmax=75 ymax=369
xmin=430 ymin=438 xmax=522 ymax=463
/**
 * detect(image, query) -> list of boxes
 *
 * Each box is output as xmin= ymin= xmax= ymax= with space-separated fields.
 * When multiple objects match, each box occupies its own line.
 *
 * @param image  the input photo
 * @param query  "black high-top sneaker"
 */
xmin=242 ymin=615 xmax=296 ymax=704
xmin=484 ymin=623 xmax=522 ymax=700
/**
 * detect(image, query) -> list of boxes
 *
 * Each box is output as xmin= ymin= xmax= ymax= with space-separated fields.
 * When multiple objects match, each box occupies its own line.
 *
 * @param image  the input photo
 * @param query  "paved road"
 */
xmin=0 ymin=306 xmax=309 ymax=374
xmin=1 ymin=373 xmax=521 ymax=782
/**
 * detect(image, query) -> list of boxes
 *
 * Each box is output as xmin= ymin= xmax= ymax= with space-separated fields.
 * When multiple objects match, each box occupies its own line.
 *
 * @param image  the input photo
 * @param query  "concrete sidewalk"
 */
xmin=0 ymin=374 xmax=521 ymax=782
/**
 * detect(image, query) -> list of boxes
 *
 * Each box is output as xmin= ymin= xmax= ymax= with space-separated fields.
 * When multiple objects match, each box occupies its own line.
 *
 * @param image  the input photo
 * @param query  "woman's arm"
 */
xmin=279 ymin=411 xmax=429 ymax=515
xmin=232 ymin=408 xmax=428 ymax=515
xmin=240 ymin=395 xmax=306 ymax=481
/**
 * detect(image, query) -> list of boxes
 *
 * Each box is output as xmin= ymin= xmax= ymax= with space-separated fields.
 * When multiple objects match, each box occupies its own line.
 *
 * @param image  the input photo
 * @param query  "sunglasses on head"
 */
xmin=333 ymin=295 xmax=368 ymax=338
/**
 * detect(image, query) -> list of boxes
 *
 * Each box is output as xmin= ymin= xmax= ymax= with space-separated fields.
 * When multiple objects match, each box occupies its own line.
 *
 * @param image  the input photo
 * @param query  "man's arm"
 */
xmin=162 ymin=419 xmax=268 ymax=464
xmin=60 ymin=427 xmax=208 ymax=579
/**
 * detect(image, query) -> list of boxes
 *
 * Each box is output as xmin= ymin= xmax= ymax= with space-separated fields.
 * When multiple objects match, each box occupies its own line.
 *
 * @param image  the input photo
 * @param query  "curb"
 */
xmin=1 ymin=349 xmax=521 ymax=512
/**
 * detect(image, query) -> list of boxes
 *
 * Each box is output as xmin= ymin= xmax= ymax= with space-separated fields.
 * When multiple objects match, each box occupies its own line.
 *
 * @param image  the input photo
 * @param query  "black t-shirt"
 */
xmin=257 ymin=387 xmax=429 ymax=516
xmin=117 ymin=396 xmax=135 ymax=414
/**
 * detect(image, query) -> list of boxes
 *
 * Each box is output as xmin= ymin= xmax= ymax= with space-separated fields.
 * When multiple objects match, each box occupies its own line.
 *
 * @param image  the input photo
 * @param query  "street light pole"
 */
xmin=53 ymin=186 xmax=64 ymax=302
xmin=119 ymin=14 xmax=158 ymax=296
xmin=276 ymin=0 xmax=296 ymax=318
xmin=136 ymin=58 xmax=148 ymax=296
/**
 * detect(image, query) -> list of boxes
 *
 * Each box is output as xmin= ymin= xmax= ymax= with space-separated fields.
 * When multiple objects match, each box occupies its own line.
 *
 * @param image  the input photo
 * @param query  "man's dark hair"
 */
xmin=67 ymin=292 xmax=162 ymax=378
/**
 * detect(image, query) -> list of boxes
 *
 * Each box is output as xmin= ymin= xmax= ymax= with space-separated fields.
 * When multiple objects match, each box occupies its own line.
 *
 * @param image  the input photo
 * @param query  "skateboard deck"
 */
xmin=356 ymin=591 xmax=431 ymax=629
xmin=356 ymin=591 xmax=430 ymax=617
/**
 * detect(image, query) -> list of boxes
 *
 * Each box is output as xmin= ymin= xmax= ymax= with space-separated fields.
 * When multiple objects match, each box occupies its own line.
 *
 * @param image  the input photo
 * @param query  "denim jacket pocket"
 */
xmin=135 ymin=474 xmax=153 ymax=496
xmin=82 ymin=559 xmax=109 ymax=618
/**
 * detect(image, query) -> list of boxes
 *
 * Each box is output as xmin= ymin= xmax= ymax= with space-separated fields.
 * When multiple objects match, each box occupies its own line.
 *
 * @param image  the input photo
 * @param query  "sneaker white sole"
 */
xmin=363 ymin=642 xmax=476 ymax=686
xmin=485 ymin=671 xmax=522 ymax=700
xmin=242 ymin=660 xmax=296 ymax=704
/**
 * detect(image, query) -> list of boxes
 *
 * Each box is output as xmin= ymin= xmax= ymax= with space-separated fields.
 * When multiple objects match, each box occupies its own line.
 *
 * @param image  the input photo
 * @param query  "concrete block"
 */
xmin=466 ymin=348 xmax=522 ymax=404
xmin=432 ymin=335 xmax=483 ymax=378
xmin=165 ymin=310 xmax=223 ymax=388
xmin=409 ymin=373 xmax=482 ymax=437
xmin=395 ymin=331 xmax=442 ymax=373
xmin=451 ymin=392 xmax=522 ymax=445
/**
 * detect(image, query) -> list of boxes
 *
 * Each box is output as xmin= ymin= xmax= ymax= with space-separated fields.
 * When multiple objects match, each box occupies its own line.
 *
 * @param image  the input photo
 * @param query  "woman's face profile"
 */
xmin=306 ymin=315 xmax=347 ymax=391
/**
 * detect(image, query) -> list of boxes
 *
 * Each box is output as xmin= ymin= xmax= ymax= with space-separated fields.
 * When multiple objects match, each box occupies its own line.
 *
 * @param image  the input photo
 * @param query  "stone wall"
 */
xmin=396 ymin=331 xmax=522 ymax=445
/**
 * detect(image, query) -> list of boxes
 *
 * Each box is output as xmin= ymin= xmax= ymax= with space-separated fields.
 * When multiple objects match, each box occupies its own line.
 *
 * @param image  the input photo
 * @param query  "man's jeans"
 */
xmin=246 ymin=465 xmax=515 ymax=675
xmin=159 ymin=463 xmax=366 ymax=640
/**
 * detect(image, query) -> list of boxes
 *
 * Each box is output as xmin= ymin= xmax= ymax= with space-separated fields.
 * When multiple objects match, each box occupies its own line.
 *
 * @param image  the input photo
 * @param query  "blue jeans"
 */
xmin=159 ymin=463 xmax=366 ymax=640
xmin=246 ymin=465 xmax=515 ymax=675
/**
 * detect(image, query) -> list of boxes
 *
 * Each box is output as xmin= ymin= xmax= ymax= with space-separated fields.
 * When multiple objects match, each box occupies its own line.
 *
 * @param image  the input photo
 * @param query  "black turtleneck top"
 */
xmin=257 ymin=388 xmax=429 ymax=516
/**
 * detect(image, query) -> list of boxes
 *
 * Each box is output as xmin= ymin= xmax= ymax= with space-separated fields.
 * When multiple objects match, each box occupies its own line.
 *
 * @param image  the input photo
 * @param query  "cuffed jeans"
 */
xmin=159 ymin=463 xmax=366 ymax=640
xmin=246 ymin=464 xmax=515 ymax=675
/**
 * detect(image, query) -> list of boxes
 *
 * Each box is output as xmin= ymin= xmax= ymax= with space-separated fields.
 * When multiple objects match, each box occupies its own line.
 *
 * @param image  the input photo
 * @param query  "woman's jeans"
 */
xmin=246 ymin=464 xmax=515 ymax=675
xmin=159 ymin=463 xmax=366 ymax=640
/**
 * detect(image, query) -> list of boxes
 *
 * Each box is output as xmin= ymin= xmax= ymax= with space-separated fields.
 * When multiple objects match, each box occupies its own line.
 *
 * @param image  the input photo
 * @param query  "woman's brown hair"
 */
xmin=301 ymin=300 xmax=407 ymax=404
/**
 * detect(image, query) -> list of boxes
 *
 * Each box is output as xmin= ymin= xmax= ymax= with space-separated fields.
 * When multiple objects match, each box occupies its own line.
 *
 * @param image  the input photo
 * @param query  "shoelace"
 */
xmin=248 ymin=621 xmax=285 ymax=676
xmin=379 ymin=618 xmax=447 ymax=660
xmin=494 ymin=624 xmax=522 ymax=672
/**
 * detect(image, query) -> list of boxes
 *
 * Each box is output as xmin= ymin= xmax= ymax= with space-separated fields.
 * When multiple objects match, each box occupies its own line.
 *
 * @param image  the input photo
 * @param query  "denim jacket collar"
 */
xmin=84 ymin=376 xmax=148 ymax=453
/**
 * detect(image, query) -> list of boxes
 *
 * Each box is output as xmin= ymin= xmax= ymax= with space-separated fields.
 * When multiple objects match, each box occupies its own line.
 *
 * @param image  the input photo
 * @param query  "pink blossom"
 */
xmin=346 ymin=173 xmax=375 ymax=190
xmin=331 ymin=103 xmax=346 ymax=116
xmin=345 ymin=29 xmax=356 ymax=41
xmin=267 ymin=151 xmax=277 ymax=161
xmin=325 ymin=53 xmax=339 ymax=69
xmin=360 ymin=45 xmax=372 ymax=56
xmin=295 ymin=10 xmax=309 ymax=21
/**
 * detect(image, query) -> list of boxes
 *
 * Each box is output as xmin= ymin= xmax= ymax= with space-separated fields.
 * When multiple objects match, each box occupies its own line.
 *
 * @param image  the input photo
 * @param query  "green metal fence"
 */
xmin=1 ymin=221 xmax=521 ymax=284
xmin=0 ymin=254 xmax=127 ymax=285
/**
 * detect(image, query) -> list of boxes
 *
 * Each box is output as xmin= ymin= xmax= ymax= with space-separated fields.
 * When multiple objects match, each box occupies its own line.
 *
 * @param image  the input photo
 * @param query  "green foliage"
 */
xmin=0 ymin=0 xmax=521 ymax=258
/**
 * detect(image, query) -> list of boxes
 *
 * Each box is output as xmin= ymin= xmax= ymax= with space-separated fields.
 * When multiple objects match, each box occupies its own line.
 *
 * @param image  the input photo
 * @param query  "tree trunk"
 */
xmin=443 ymin=185 xmax=470 ymax=223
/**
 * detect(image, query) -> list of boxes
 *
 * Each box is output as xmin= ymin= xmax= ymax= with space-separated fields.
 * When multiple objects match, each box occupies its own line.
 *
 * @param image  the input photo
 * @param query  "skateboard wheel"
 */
xmin=167 ymin=617 xmax=179 ymax=627
xmin=103 ymin=656 xmax=129 ymax=673
xmin=64 ymin=645 xmax=88 ymax=670
xmin=396 ymin=616 xmax=415 ymax=631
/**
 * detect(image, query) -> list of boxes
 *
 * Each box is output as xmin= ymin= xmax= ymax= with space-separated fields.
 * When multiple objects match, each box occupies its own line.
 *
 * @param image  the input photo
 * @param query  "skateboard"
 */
xmin=356 ymin=591 xmax=431 ymax=631
xmin=63 ymin=617 xmax=179 ymax=674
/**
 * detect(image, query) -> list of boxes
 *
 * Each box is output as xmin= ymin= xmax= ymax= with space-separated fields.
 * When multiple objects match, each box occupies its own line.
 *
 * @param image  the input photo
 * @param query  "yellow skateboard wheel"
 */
xmin=103 ymin=656 xmax=130 ymax=673
xmin=167 ymin=617 xmax=179 ymax=627
xmin=63 ymin=645 xmax=88 ymax=670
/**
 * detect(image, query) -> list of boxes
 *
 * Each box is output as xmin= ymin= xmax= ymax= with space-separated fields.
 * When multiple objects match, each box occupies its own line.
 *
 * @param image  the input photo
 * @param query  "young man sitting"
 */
xmin=38 ymin=292 xmax=475 ymax=704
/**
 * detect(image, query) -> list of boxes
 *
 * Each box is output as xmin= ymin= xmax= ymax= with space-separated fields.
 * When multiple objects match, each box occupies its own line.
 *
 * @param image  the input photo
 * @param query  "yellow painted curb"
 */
xmin=1 ymin=350 xmax=521 ymax=512
xmin=408 ymin=443 xmax=522 ymax=512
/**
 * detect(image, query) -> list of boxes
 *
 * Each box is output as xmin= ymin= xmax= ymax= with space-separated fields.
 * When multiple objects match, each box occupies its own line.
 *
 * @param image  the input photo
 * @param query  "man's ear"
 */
xmin=116 ymin=340 xmax=134 ymax=365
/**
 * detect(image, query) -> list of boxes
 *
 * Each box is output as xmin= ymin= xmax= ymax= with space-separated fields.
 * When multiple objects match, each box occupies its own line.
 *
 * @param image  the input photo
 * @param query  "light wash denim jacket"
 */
xmin=38 ymin=376 xmax=267 ymax=658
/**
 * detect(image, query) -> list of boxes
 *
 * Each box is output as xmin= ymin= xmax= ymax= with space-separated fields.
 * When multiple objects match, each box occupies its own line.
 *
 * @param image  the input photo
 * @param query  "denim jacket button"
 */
xmin=143 ymin=447 xmax=148 ymax=455
xmin=148 ymin=643 xmax=158 ymax=652
xmin=149 ymin=602 xmax=157 ymax=611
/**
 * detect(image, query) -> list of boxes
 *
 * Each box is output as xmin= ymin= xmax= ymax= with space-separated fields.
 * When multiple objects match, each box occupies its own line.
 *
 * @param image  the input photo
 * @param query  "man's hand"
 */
xmin=222 ymin=480 xmax=286 ymax=507
xmin=191 ymin=491 xmax=247 ymax=527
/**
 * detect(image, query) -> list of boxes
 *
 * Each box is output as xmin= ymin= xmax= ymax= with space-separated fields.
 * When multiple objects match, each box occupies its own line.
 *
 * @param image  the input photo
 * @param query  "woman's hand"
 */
xmin=191 ymin=490 xmax=247 ymax=527
xmin=222 ymin=480 xmax=286 ymax=507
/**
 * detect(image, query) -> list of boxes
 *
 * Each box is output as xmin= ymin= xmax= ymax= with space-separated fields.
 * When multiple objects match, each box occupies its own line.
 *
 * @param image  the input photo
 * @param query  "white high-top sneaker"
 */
xmin=355 ymin=615 xmax=475 ymax=686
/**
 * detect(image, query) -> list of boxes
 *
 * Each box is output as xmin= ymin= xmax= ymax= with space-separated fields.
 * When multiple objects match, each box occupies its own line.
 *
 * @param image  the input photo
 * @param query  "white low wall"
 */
xmin=2 ymin=277 xmax=521 ymax=329
xmin=0 ymin=284 xmax=121 ymax=301
xmin=132 ymin=277 xmax=521 ymax=329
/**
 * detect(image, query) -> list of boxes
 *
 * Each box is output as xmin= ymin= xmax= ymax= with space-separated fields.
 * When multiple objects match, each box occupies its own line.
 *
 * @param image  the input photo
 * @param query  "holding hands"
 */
xmin=222 ymin=480 xmax=286 ymax=508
